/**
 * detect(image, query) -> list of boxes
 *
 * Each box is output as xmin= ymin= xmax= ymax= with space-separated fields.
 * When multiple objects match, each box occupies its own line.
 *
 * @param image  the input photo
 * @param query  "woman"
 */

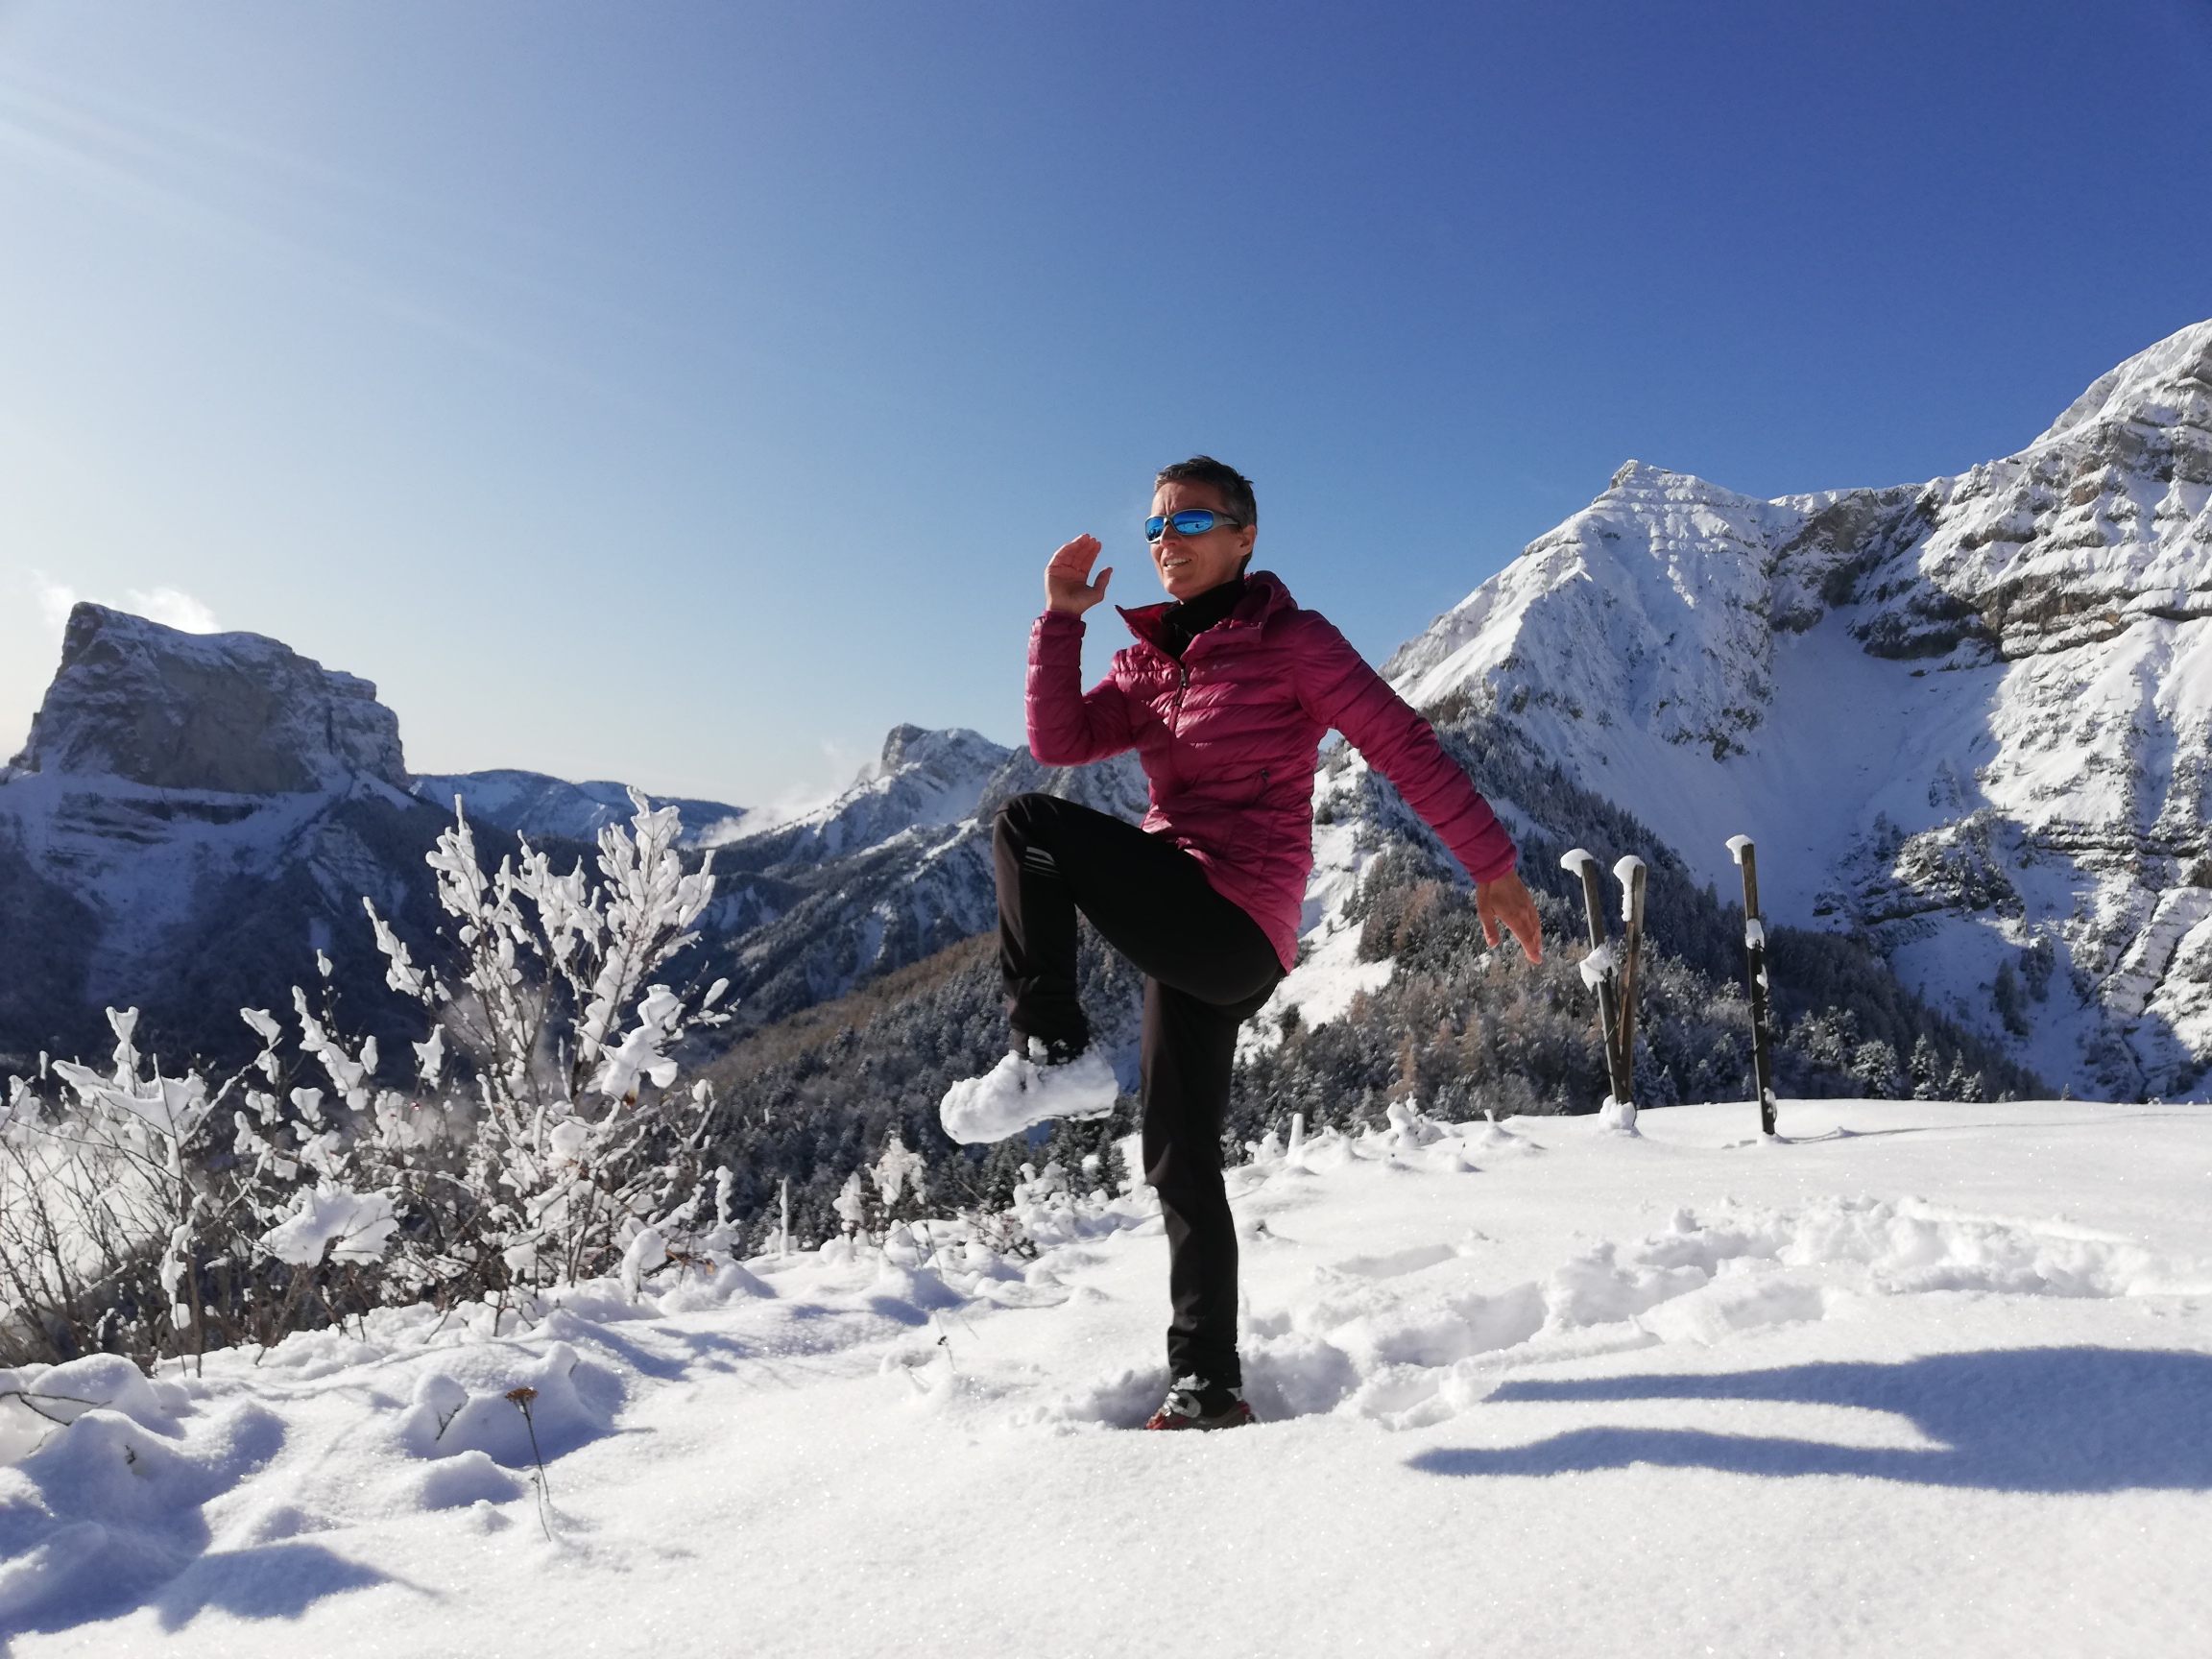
xmin=940 ymin=456 xmax=1544 ymax=1430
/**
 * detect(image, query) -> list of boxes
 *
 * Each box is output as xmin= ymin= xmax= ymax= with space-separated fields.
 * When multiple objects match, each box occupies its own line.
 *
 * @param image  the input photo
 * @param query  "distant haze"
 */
xmin=3 ymin=1 xmax=2208 ymax=807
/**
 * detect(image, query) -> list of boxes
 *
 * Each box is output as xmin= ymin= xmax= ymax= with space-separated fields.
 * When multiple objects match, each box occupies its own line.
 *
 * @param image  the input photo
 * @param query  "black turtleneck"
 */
xmin=1158 ymin=573 xmax=1247 ymax=661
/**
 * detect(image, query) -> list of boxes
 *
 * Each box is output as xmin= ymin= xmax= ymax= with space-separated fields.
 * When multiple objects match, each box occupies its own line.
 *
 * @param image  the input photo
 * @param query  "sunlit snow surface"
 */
xmin=5 ymin=1100 xmax=2209 ymax=1657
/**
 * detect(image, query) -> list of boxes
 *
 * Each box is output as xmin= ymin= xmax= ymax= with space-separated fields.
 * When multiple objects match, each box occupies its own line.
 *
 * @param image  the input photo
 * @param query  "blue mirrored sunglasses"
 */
xmin=1144 ymin=508 xmax=1245 ymax=542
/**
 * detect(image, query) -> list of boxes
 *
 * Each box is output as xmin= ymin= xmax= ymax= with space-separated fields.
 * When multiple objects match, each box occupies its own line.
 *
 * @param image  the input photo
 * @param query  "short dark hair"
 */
xmin=1155 ymin=455 xmax=1257 ymax=528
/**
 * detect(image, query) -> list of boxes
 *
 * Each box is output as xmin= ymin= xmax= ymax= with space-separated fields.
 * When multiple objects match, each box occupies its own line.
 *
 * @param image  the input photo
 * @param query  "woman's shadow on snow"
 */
xmin=1407 ymin=1347 xmax=2212 ymax=1492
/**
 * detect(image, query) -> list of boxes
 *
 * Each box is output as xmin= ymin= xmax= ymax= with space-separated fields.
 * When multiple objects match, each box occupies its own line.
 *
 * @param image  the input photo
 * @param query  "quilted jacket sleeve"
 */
xmin=1291 ymin=613 xmax=1519 ymax=883
xmin=1027 ymin=611 xmax=1139 ymax=766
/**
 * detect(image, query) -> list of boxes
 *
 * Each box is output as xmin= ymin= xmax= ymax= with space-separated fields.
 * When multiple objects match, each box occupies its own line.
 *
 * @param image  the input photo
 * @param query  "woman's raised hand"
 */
xmin=1476 ymin=871 xmax=1545 ymax=965
xmin=1046 ymin=535 xmax=1113 ymax=615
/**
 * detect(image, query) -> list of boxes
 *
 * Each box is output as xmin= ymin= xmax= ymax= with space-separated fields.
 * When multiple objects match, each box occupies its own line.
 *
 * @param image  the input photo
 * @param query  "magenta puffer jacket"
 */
xmin=1027 ymin=569 xmax=1519 ymax=972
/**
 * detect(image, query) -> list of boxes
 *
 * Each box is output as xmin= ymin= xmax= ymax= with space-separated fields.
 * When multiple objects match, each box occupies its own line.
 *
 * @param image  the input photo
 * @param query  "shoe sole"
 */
xmin=1141 ymin=1407 xmax=1255 ymax=1431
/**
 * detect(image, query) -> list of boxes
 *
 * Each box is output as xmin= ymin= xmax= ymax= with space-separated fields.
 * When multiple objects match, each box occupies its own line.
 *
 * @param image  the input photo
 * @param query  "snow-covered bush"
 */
xmin=364 ymin=791 xmax=732 ymax=1293
xmin=0 ymin=1008 xmax=255 ymax=1365
xmin=830 ymin=1133 xmax=935 ymax=1245
xmin=0 ymin=790 xmax=734 ymax=1366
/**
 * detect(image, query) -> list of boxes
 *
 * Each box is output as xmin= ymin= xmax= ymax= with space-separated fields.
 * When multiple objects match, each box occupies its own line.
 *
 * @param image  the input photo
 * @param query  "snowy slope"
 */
xmin=5 ymin=1097 xmax=2207 ymax=1657
xmin=1384 ymin=321 xmax=2212 ymax=1098
xmin=408 ymin=769 xmax=749 ymax=850
xmin=410 ymin=726 xmax=1147 ymax=1024
xmin=705 ymin=723 xmax=1014 ymax=861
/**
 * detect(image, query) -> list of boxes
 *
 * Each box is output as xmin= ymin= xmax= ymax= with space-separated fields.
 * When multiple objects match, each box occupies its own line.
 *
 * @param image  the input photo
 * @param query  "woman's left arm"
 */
xmin=1294 ymin=614 xmax=1543 ymax=960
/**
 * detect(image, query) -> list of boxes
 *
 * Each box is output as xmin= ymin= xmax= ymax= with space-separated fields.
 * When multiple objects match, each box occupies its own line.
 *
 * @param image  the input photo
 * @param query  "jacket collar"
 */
xmin=1118 ymin=568 xmax=1296 ymax=653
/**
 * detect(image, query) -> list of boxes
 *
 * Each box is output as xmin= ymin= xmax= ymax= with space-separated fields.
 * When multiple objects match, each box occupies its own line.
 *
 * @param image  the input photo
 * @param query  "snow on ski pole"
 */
xmin=1562 ymin=849 xmax=1634 ymax=1127
xmin=1612 ymin=855 xmax=1647 ymax=1130
xmin=1729 ymin=835 xmax=1779 ymax=1138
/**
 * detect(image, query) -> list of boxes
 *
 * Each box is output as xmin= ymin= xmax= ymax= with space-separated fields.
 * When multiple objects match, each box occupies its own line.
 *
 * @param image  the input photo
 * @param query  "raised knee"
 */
xmin=994 ymin=790 xmax=1057 ymax=843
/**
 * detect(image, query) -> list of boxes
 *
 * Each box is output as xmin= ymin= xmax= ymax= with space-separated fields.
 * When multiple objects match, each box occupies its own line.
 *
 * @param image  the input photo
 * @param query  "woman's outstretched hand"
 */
xmin=1476 ymin=872 xmax=1544 ymax=964
xmin=1046 ymin=535 xmax=1113 ymax=615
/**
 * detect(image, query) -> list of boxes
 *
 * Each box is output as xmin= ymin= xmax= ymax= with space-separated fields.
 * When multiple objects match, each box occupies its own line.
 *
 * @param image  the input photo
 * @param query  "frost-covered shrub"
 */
xmin=0 ymin=790 xmax=737 ymax=1366
xmin=362 ymin=792 xmax=733 ymax=1292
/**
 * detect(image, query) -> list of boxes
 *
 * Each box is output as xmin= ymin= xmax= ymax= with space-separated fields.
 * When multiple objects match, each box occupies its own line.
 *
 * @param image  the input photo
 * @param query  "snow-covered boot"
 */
xmin=1142 ymin=1374 xmax=1254 ymax=1431
xmin=937 ymin=1037 xmax=1118 ymax=1145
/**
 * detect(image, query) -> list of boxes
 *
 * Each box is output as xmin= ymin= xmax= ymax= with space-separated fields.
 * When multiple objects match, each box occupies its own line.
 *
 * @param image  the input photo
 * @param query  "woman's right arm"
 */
xmin=1027 ymin=535 xmax=1138 ymax=765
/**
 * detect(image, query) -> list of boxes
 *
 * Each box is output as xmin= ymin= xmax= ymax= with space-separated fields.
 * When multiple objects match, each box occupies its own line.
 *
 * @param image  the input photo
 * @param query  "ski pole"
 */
xmin=1561 ymin=849 xmax=1632 ymax=1111
xmin=1613 ymin=854 xmax=1647 ymax=1092
xmin=1727 ymin=835 xmax=1778 ymax=1137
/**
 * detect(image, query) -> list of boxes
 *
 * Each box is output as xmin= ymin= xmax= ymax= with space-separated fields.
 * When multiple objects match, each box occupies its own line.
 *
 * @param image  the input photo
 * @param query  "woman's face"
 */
xmin=1149 ymin=479 xmax=1258 ymax=601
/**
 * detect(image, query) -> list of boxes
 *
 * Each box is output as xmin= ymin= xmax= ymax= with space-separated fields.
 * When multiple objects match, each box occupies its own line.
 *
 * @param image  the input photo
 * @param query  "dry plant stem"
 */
xmin=0 ymin=1388 xmax=100 ymax=1426
xmin=184 ymin=1239 xmax=206 ymax=1379
xmin=505 ymin=1385 xmax=555 ymax=1541
xmin=253 ymin=1266 xmax=313 ymax=1365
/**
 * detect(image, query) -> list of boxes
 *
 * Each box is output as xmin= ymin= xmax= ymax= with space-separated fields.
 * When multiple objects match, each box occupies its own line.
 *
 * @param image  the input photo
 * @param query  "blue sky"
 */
xmin=3 ymin=1 xmax=2208 ymax=808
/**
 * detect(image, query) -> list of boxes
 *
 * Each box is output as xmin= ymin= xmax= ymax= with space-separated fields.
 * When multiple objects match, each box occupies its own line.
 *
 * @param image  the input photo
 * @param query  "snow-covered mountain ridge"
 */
xmin=0 ymin=606 xmax=1140 ymax=1066
xmin=1383 ymin=320 xmax=2212 ymax=1097
xmin=9 ymin=324 xmax=2202 ymax=1099
xmin=407 ymin=769 xmax=749 ymax=850
xmin=412 ymin=722 xmax=1140 ymax=1024
xmin=698 ymin=727 xmax=1147 ymax=1026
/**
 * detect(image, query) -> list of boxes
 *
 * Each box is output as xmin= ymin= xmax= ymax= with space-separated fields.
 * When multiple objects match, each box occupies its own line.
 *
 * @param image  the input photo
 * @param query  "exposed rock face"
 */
xmin=1765 ymin=323 xmax=2212 ymax=661
xmin=0 ymin=610 xmax=444 ymax=1070
xmin=1383 ymin=320 xmax=2212 ymax=1099
xmin=12 ymin=604 xmax=407 ymax=792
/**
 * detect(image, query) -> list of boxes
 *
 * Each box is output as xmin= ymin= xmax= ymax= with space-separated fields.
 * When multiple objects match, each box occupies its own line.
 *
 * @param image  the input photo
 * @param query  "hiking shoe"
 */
xmin=1142 ymin=1374 xmax=1254 ymax=1431
xmin=937 ymin=1038 xmax=1118 ymax=1145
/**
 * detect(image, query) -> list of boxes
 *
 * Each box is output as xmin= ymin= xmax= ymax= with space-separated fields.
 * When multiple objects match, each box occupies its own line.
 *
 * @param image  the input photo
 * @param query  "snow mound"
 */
xmin=394 ymin=1341 xmax=625 ymax=1468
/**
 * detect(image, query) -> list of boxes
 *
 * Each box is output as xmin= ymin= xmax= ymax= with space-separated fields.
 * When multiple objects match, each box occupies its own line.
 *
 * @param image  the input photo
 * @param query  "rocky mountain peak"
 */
xmin=10 ymin=603 xmax=408 ymax=795
xmin=2032 ymin=319 xmax=2212 ymax=449
xmin=1381 ymin=319 xmax=2212 ymax=1098
xmin=874 ymin=723 xmax=1010 ymax=781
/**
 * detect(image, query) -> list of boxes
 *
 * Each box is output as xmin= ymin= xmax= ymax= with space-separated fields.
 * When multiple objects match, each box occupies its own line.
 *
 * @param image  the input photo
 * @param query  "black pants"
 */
xmin=993 ymin=792 xmax=1282 ymax=1389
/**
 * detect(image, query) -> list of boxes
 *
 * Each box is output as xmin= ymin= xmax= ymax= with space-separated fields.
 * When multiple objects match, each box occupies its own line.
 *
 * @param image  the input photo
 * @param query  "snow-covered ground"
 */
xmin=6 ymin=1099 xmax=2209 ymax=1657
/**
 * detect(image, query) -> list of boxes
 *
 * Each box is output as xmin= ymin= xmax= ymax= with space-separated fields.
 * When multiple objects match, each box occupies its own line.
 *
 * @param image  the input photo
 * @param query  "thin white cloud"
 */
xmin=35 ymin=577 xmax=79 ymax=632
xmin=30 ymin=571 xmax=220 ymax=636
xmin=122 ymin=587 xmax=220 ymax=633
xmin=700 ymin=740 xmax=873 ymax=844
